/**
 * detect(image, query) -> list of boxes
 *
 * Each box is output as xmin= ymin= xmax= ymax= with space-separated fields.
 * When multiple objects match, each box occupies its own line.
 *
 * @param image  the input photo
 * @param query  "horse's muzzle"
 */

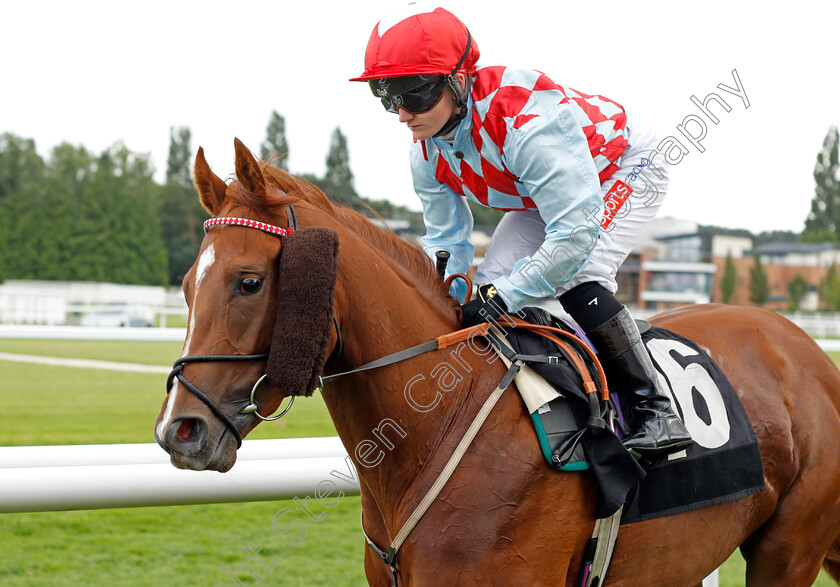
xmin=156 ymin=414 xmax=237 ymax=472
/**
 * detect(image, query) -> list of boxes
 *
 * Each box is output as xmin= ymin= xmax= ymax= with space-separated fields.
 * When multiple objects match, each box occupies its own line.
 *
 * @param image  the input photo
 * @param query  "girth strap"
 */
xmin=582 ymin=505 xmax=624 ymax=587
xmin=362 ymin=360 xmax=523 ymax=586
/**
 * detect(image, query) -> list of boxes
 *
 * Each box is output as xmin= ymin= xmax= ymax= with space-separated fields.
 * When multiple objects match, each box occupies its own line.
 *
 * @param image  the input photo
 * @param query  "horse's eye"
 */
xmin=239 ymin=277 xmax=262 ymax=294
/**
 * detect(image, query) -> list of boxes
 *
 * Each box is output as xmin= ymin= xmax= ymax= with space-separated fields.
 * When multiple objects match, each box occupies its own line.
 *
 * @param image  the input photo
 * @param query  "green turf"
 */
xmin=0 ymin=339 xmax=183 ymax=366
xmin=0 ymin=500 xmax=367 ymax=586
xmin=0 ymin=343 xmax=337 ymax=446
xmin=0 ymin=341 xmax=836 ymax=585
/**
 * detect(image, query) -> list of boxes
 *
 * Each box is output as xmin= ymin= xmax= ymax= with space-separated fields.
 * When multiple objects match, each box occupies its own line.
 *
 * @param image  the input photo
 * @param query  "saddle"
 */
xmin=483 ymin=308 xmax=644 ymax=516
xmin=484 ymin=309 xmax=615 ymax=467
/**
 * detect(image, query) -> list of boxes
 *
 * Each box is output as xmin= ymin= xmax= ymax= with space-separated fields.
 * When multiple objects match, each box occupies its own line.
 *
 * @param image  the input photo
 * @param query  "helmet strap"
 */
xmin=433 ymin=74 xmax=470 ymax=138
xmin=433 ymin=31 xmax=473 ymax=138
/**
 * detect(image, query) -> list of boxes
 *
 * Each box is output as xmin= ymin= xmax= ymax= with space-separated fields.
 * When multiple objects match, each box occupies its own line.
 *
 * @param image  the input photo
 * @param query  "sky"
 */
xmin=3 ymin=0 xmax=839 ymax=235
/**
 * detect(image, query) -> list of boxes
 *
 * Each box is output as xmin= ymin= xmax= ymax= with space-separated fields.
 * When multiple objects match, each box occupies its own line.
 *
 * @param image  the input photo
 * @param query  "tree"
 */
xmin=0 ymin=134 xmax=45 ymax=201
xmin=82 ymin=144 xmax=168 ymax=285
xmin=748 ymin=252 xmax=770 ymax=306
xmin=800 ymin=228 xmax=838 ymax=244
xmin=1 ymin=141 xmax=169 ymax=285
xmin=160 ymin=127 xmax=207 ymax=284
xmin=43 ymin=143 xmax=96 ymax=280
xmin=0 ymin=134 xmax=47 ymax=280
xmin=261 ymin=111 xmax=289 ymax=171
xmin=720 ymin=252 xmax=737 ymax=304
xmin=787 ymin=274 xmax=809 ymax=311
xmin=803 ymin=126 xmax=840 ymax=239
xmin=166 ymin=126 xmax=193 ymax=189
xmin=820 ymin=265 xmax=840 ymax=310
xmin=0 ymin=133 xmax=173 ymax=286
xmin=323 ymin=127 xmax=361 ymax=209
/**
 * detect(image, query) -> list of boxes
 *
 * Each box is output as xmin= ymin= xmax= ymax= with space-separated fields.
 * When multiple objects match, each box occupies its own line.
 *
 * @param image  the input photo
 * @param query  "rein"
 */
xmin=316 ymin=322 xmax=488 ymax=392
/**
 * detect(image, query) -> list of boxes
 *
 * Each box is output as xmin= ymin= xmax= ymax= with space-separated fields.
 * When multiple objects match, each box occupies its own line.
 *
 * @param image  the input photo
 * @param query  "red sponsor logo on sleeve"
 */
xmin=601 ymin=180 xmax=633 ymax=230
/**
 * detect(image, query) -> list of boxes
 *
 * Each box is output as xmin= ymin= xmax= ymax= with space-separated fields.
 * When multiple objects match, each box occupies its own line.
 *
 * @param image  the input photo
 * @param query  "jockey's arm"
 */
xmin=411 ymin=144 xmax=475 ymax=302
xmin=492 ymin=106 xmax=604 ymax=312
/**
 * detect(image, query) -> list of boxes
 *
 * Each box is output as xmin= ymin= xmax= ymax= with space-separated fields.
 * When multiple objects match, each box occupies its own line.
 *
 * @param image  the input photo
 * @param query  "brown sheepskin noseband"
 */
xmin=266 ymin=227 xmax=339 ymax=396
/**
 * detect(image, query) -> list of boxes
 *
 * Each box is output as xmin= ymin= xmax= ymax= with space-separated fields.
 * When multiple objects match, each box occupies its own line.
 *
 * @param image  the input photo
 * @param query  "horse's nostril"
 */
xmin=176 ymin=419 xmax=195 ymax=441
xmin=166 ymin=417 xmax=204 ymax=449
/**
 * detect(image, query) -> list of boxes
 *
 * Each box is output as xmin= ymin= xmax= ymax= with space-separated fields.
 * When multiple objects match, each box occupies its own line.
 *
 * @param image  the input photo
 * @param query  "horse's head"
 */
xmin=154 ymin=138 xmax=339 ymax=472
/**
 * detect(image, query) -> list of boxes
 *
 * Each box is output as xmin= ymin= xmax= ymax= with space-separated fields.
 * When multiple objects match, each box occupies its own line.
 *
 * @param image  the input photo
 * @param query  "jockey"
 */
xmin=350 ymin=6 xmax=691 ymax=456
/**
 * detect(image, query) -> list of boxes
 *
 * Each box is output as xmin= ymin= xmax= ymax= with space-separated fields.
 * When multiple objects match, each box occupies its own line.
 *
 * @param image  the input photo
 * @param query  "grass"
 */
xmin=0 ymin=341 xmax=836 ymax=585
xmin=0 ymin=341 xmax=337 ymax=444
xmin=0 ymin=503 xmax=744 ymax=587
xmin=0 ymin=339 xmax=182 ymax=366
xmin=1 ymin=501 xmax=367 ymax=586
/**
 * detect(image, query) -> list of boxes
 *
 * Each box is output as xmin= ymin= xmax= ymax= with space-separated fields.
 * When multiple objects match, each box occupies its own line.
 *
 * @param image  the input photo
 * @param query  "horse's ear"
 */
xmin=234 ymin=137 xmax=266 ymax=196
xmin=194 ymin=147 xmax=228 ymax=215
xmin=266 ymin=227 xmax=340 ymax=397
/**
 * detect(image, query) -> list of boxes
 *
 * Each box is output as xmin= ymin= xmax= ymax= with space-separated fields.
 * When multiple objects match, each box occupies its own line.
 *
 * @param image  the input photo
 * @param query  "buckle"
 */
xmin=548 ymin=356 xmax=559 ymax=365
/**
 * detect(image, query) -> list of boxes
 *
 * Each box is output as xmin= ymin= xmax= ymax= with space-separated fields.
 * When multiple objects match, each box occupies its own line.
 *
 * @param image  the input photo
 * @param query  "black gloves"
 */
xmin=460 ymin=283 xmax=508 ymax=327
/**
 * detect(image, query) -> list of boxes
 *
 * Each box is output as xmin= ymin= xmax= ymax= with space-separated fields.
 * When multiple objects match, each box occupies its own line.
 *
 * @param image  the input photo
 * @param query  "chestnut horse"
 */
xmin=155 ymin=139 xmax=840 ymax=586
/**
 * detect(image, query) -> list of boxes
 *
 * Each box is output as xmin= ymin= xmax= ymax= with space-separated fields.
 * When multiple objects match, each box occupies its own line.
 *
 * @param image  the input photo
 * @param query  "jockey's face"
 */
xmin=397 ymin=73 xmax=465 ymax=140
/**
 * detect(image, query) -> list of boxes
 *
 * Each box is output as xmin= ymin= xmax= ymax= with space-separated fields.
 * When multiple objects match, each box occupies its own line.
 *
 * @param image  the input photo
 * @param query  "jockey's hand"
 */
xmin=460 ymin=283 xmax=508 ymax=327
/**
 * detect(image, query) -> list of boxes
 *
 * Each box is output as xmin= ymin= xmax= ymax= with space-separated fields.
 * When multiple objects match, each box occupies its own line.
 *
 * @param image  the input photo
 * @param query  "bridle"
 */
xmin=166 ymin=354 xmax=275 ymax=448
xmin=164 ymin=205 xmax=300 ymax=448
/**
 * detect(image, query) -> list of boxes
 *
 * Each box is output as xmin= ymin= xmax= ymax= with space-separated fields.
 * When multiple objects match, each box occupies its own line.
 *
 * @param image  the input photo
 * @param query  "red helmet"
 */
xmin=349 ymin=7 xmax=480 ymax=82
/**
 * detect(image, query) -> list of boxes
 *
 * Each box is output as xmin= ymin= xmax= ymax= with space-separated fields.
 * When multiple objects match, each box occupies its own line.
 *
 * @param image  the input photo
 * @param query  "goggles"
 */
xmin=368 ymin=75 xmax=449 ymax=114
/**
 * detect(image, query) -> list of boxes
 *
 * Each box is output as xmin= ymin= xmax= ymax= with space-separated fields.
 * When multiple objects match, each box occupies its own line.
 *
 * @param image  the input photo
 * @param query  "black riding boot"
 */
xmin=587 ymin=307 xmax=693 ymax=455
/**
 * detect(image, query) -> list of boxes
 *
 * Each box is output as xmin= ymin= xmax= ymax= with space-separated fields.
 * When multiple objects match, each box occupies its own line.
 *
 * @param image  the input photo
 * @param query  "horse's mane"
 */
xmin=228 ymin=163 xmax=461 ymax=314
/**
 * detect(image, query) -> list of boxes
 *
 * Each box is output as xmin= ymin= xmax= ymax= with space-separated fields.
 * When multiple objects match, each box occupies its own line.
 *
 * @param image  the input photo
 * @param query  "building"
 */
xmin=721 ymin=242 xmax=840 ymax=311
xmin=616 ymin=219 xmax=840 ymax=312
xmin=618 ymin=219 xmax=752 ymax=311
xmin=757 ymin=242 xmax=840 ymax=268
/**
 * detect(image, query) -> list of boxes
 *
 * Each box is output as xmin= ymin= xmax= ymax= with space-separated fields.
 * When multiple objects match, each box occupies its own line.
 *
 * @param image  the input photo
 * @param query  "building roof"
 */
xmin=697 ymin=225 xmax=755 ymax=239
xmin=656 ymin=226 xmax=755 ymax=242
xmin=756 ymin=241 xmax=840 ymax=255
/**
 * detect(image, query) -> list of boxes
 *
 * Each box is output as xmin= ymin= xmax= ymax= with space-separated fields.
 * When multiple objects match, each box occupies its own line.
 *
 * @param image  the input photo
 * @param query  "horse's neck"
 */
xmin=320 ymin=244 xmax=505 ymax=524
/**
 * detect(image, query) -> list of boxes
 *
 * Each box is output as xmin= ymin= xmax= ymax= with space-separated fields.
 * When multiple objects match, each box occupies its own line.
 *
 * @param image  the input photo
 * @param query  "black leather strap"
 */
xmin=320 ymin=340 xmax=439 ymax=388
xmin=165 ymin=353 xmax=269 ymax=448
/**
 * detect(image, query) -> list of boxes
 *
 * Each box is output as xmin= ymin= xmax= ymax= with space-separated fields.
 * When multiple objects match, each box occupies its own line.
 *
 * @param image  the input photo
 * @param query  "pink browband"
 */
xmin=203 ymin=217 xmax=294 ymax=237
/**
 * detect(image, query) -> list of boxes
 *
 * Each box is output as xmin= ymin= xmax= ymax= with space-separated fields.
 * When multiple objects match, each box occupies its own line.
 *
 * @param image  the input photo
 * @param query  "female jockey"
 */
xmin=350 ymin=6 xmax=691 ymax=456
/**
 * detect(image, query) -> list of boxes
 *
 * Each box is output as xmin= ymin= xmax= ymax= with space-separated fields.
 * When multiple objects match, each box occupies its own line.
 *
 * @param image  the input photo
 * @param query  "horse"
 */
xmin=154 ymin=138 xmax=840 ymax=586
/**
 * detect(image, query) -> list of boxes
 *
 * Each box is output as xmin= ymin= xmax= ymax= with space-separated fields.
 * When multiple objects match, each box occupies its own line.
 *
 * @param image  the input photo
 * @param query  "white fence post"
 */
xmin=702 ymin=569 xmax=719 ymax=587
